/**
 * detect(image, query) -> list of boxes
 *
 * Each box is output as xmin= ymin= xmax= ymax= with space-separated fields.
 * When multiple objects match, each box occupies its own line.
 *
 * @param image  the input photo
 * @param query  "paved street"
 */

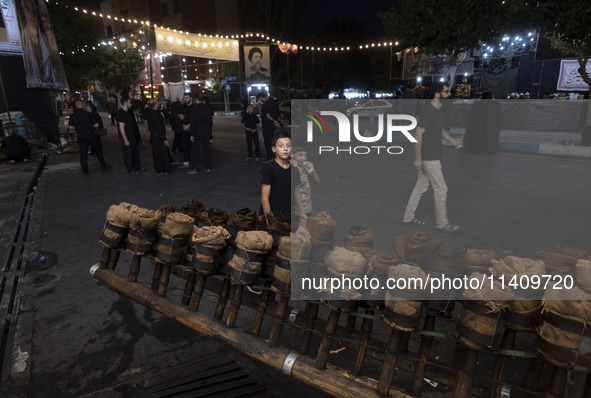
xmin=1 ymin=114 xmax=590 ymax=397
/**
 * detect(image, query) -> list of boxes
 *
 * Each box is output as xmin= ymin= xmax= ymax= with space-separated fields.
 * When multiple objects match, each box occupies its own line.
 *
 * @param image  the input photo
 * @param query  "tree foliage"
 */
xmin=92 ymin=44 xmax=145 ymax=101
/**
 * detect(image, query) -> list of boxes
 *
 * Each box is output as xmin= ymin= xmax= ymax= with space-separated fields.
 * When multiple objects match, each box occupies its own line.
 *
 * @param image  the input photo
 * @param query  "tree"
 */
xmin=378 ymin=0 xmax=534 ymax=88
xmin=47 ymin=0 xmax=98 ymax=92
xmin=92 ymin=43 xmax=144 ymax=105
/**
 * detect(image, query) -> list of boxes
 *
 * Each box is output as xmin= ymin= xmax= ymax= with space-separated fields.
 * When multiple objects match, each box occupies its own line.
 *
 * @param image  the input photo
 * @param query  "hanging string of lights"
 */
xmin=45 ymin=0 xmax=400 ymax=52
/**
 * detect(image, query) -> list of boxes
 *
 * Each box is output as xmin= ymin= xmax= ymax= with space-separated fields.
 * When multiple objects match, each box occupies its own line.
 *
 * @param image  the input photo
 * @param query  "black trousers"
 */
xmin=78 ymin=132 xmax=107 ymax=175
xmin=189 ymin=138 xmax=211 ymax=170
xmin=118 ymin=134 xmax=140 ymax=172
xmin=245 ymin=130 xmax=260 ymax=158
xmin=182 ymin=130 xmax=192 ymax=162
xmin=150 ymin=133 xmax=171 ymax=172
xmin=262 ymin=124 xmax=275 ymax=160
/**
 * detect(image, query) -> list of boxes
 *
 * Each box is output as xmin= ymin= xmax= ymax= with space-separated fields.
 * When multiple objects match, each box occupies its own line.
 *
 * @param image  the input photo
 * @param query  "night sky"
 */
xmin=71 ymin=0 xmax=395 ymax=41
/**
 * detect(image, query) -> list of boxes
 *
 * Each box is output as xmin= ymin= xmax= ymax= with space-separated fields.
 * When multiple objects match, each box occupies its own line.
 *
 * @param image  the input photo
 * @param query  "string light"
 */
xmin=48 ymin=2 xmax=400 ymax=53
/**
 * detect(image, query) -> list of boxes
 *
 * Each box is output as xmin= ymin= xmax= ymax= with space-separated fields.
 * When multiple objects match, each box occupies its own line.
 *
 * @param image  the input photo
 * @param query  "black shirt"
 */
xmin=241 ymin=112 xmax=259 ymax=129
xmin=260 ymin=160 xmax=300 ymax=215
xmin=261 ymin=100 xmax=276 ymax=126
xmin=418 ymin=103 xmax=443 ymax=161
xmin=143 ymin=107 xmax=166 ymax=139
xmin=181 ymin=103 xmax=194 ymax=127
xmin=190 ymin=103 xmax=213 ymax=138
xmin=68 ymin=108 xmax=94 ymax=134
xmin=116 ymin=108 xmax=134 ymax=139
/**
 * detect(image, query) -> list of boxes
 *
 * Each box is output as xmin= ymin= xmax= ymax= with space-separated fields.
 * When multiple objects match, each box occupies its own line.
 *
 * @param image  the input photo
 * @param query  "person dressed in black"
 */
xmin=241 ymin=103 xmax=260 ymax=161
xmin=116 ymin=97 xmax=141 ymax=174
xmin=107 ymin=97 xmax=117 ymax=125
xmin=143 ymin=100 xmax=172 ymax=175
xmin=86 ymin=101 xmax=104 ymax=155
xmin=2 ymin=132 xmax=31 ymax=163
xmin=68 ymin=100 xmax=109 ymax=176
xmin=462 ymin=90 xmax=502 ymax=154
xmin=169 ymin=98 xmax=183 ymax=154
xmin=259 ymin=92 xmax=281 ymax=161
xmin=187 ymin=96 xmax=213 ymax=174
xmin=178 ymin=93 xmax=194 ymax=168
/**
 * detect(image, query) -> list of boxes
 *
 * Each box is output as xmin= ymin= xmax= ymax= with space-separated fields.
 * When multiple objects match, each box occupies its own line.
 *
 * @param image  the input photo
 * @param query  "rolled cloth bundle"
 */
xmin=201 ymin=208 xmax=229 ymax=226
xmin=228 ymin=231 xmax=274 ymax=285
xmin=324 ymin=247 xmax=366 ymax=278
xmin=458 ymin=272 xmax=512 ymax=350
xmin=490 ymin=256 xmax=545 ymax=278
xmin=231 ymin=207 xmax=258 ymax=231
xmin=182 ymin=199 xmax=206 ymax=223
xmin=383 ymin=264 xmax=427 ymax=331
xmin=155 ymin=212 xmax=195 ymax=265
xmin=271 ymin=236 xmax=292 ymax=295
xmin=292 ymin=226 xmax=311 ymax=261
xmin=367 ymin=250 xmax=398 ymax=275
xmin=537 ymin=287 xmax=591 ymax=369
xmin=392 ymin=232 xmax=443 ymax=264
xmin=266 ymin=211 xmax=291 ymax=235
xmin=344 ymin=226 xmax=374 ymax=250
xmin=536 ymin=245 xmax=589 ymax=276
xmin=127 ymin=207 xmax=160 ymax=255
xmin=191 ymin=226 xmax=231 ymax=274
xmin=452 ymin=247 xmax=496 ymax=267
xmin=99 ymin=202 xmax=138 ymax=249
xmin=575 ymin=259 xmax=591 ymax=291
xmin=307 ymin=211 xmax=336 ymax=242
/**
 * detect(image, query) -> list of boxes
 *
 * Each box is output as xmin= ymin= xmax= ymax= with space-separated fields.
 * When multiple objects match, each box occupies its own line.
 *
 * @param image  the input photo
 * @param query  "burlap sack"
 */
xmin=575 ymin=259 xmax=591 ymax=291
xmin=106 ymin=202 xmax=137 ymax=227
xmin=158 ymin=213 xmax=195 ymax=238
xmin=228 ymin=231 xmax=274 ymax=283
xmin=392 ymin=232 xmax=443 ymax=264
xmin=157 ymin=204 xmax=181 ymax=222
xmin=292 ymin=226 xmax=311 ymax=261
xmin=201 ymin=208 xmax=229 ymax=226
xmin=384 ymin=266 xmax=424 ymax=331
xmin=511 ymin=300 xmax=542 ymax=314
xmin=192 ymin=226 xmax=231 ymax=247
xmin=536 ymin=250 xmax=578 ymax=275
xmin=542 ymin=287 xmax=591 ymax=322
xmin=306 ymin=211 xmax=336 ymax=241
xmin=277 ymin=236 xmax=291 ymax=260
xmin=182 ymin=199 xmax=205 ymax=221
xmin=452 ymin=247 xmax=496 ymax=267
xmin=457 ymin=305 xmax=500 ymax=349
xmin=266 ymin=211 xmax=291 ymax=235
xmin=423 ymin=254 xmax=463 ymax=275
xmin=344 ymin=226 xmax=374 ymax=249
xmin=235 ymin=230 xmax=274 ymax=252
xmin=462 ymin=272 xmax=514 ymax=309
xmin=367 ymin=250 xmax=398 ymax=275
xmin=555 ymin=245 xmax=589 ymax=260
xmin=129 ymin=208 xmax=159 ymax=231
xmin=490 ymin=256 xmax=545 ymax=278
xmin=324 ymin=247 xmax=366 ymax=277
xmin=231 ymin=207 xmax=258 ymax=231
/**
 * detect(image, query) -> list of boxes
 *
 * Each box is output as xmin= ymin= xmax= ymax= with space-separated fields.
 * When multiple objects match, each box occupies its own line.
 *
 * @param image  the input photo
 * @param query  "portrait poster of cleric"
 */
xmin=14 ymin=0 xmax=68 ymax=90
xmin=243 ymin=45 xmax=270 ymax=82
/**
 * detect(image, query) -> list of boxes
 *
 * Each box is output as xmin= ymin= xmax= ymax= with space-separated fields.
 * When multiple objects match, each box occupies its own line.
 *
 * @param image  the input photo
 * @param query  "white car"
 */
xmin=345 ymin=99 xmax=394 ymax=116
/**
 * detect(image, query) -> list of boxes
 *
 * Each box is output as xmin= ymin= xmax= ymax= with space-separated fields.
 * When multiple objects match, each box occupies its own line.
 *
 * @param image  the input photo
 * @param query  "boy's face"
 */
xmin=294 ymin=150 xmax=307 ymax=166
xmin=247 ymin=105 xmax=253 ymax=113
xmin=272 ymin=137 xmax=292 ymax=160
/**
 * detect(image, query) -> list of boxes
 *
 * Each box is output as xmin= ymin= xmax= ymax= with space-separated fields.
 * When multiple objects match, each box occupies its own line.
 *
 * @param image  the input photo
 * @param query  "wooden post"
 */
xmin=299 ymin=302 xmax=319 ymax=355
xmin=226 ymin=284 xmax=244 ymax=328
xmin=151 ymin=262 xmax=163 ymax=291
xmin=489 ymin=327 xmax=517 ymax=398
xmin=251 ymin=280 xmax=274 ymax=336
xmin=214 ymin=277 xmax=231 ymax=320
xmin=377 ymin=328 xmax=402 ymax=395
xmin=545 ymin=366 xmax=567 ymax=398
xmin=452 ymin=348 xmax=478 ymax=398
xmin=181 ymin=272 xmax=196 ymax=305
xmin=100 ymin=247 xmax=111 ymax=268
xmin=399 ymin=331 xmax=411 ymax=353
xmin=128 ymin=255 xmax=141 ymax=282
xmin=157 ymin=263 xmax=171 ymax=296
xmin=315 ymin=310 xmax=340 ymax=370
xmin=268 ymin=295 xmax=290 ymax=347
xmin=521 ymin=358 xmax=545 ymax=392
xmin=410 ymin=313 xmax=436 ymax=395
xmin=353 ymin=308 xmax=374 ymax=376
xmin=108 ymin=249 xmax=120 ymax=270
xmin=583 ymin=373 xmax=591 ymax=398
xmin=188 ymin=274 xmax=207 ymax=312
xmin=346 ymin=308 xmax=358 ymax=331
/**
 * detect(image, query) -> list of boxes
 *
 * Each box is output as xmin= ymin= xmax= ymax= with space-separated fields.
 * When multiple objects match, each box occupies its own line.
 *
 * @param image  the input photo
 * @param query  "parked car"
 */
xmin=345 ymin=99 xmax=393 ymax=117
xmin=278 ymin=100 xmax=291 ymax=120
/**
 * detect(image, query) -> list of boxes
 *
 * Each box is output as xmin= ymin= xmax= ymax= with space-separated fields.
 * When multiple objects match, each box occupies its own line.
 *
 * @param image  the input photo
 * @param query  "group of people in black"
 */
xmin=240 ymin=92 xmax=282 ymax=163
